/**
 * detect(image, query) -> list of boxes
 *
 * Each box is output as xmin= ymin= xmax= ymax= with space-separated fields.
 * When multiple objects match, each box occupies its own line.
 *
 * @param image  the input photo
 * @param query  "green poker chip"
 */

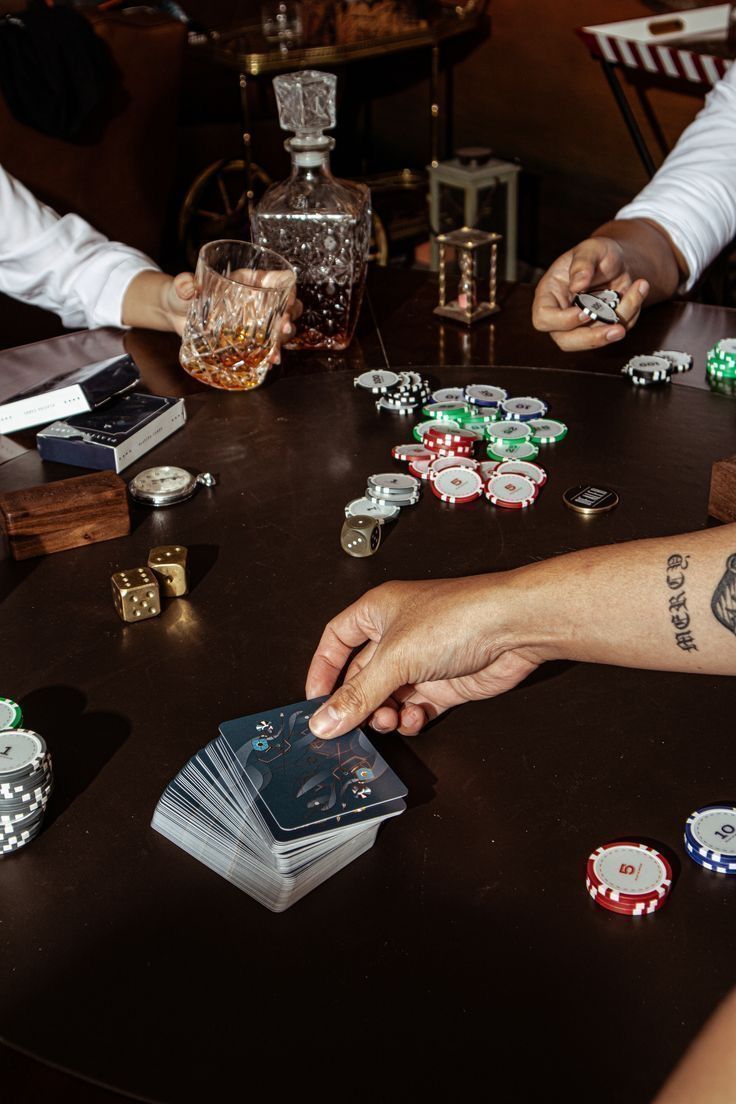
xmin=422 ymin=401 xmax=472 ymax=421
xmin=458 ymin=410 xmax=499 ymax=429
xmin=486 ymin=440 xmax=540 ymax=462
xmin=528 ymin=418 xmax=568 ymax=444
xmin=0 ymin=697 xmax=22 ymax=731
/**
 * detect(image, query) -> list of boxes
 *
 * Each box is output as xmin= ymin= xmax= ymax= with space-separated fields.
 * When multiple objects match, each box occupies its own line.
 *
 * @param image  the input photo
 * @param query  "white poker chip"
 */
xmin=376 ymin=397 xmax=417 ymax=415
xmin=367 ymin=473 xmax=420 ymax=494
xmin=486 ymin=473 xmax=538 ymax=509
xmin=391 ymin=443 xmax=434 ymax=462
xmin=494 ymin=460 xmax=547 ymax=486
xmin=432 ymin=467 xmax=483 ymax=502
xmin=486 ymin=420 xmax=533 ymax=443
xmin=345 ymin=497 xmax=400 ymax=522
xmin=0 ymin=729 xmax=47 ymax=778
xmin=428 ymin=455 xmax=479 ymax=481
xmin=354 ymin=370 xmax=400 ymax=393
xmin=431 ymin=387 xmax=467 ymax=403
xmin=464 ymin=384 xmax=507 ymax=407
xmin=500 ymin=396 xmax=548 ymax=422
xmin=573 ymin=292 xmax=621 ymax=324
xmin=598 ymin=288 xmax=621 ymax=308
xmin=653 ymin=349 xmax=693 ymax=373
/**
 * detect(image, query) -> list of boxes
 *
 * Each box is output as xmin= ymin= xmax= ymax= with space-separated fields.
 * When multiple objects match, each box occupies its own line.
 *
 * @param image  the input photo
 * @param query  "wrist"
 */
xmin=484 ymin=562 xmax=571 ymax=666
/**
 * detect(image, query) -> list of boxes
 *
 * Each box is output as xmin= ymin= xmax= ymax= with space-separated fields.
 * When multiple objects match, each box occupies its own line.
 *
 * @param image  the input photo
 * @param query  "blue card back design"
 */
xmin=218 ymin=697 xmax=407 ymax=832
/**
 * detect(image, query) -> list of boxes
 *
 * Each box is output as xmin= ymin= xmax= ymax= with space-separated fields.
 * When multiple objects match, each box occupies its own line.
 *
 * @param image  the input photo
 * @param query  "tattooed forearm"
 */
xmin=711 ymin=554 xmax=736 ymax=637
xmin=666 ymin=554 xmax=698 ymax=652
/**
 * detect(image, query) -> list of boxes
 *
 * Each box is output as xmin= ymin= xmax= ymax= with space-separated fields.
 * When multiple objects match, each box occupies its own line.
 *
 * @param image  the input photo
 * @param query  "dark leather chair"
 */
xmin=0 ymin=6 xmax=187 ymax=349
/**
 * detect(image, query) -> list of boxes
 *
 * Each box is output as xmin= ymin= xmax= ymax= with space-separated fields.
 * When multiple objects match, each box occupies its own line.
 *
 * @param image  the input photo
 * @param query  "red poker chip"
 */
xmin=494 ymin=460 xmax=547 ymax=487
xmin=392 ymin=444 xmax=435 ymax=463
xmin=586 ymin=841 xmax=673 ymax=903
xmin=428 ymin=455 xmax=479 ymax=482
xmin=409 ymin=458 xmax=434 ymax=480
xmin=585 ymin=877 xmax=669 ymax=910
xmin=424 ymin=428 xmax=475 ymax=446
xmin=586 ymin=884 xmax=668 ymax=916
xmin=485 ymin=473 xmax=538 ymax=509
xmin=431 ymin=467 xmax=483 ymax=503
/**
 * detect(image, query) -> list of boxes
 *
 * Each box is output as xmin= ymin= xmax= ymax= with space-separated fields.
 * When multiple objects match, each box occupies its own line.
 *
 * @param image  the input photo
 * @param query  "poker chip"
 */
xmin=586 ymin=882 xmax=667 ymax=916
xmin=622 ymin=355 xmax=672 ymax=387
xmin=422 ymin=400 xmax=472 ymax=421
xmin=424 ymin=425 xmax=476 ymax=448
xmin=391 ymin=444 xmax=434 ymax=462
xmin=477 ymin=460 xmax=501 ymax=480
xmin=598 ymin=288 xmax=621 ymax=309
xmin=462 ymin=411 xmax=499 ymax=429
xmin=354 ymin=370 xmax=400 ymax=393
xmin=485 ymin=473 xmax=538 ymax=509
xmin=464 ymin=384 xmax=507 ymax=407
xmin=706 ymin=340 xmax=736 ymax=379
xmin=0 ymin=727 xmax=52 ymax=857
xmin=414 ymin=418 xmax=459 ymax=443
xmin=367 ymin=473 xmax=420 ymax=495
xmin=573 ymin=292 xmax=621 ymax=325
xmin=408 ymin=458 xmax=434 ymax=480
xmin=431 ymin=467 xmax=483 ymax=504
xmin=653 ymin=349 xmax=693 ymax=374
xmin=428 ymin=455 xmax=479 ymax=481
xmin=500 ymin=396 xmax=548 ymax=422
xmin=528 ymin=418 xmax=567 ymax=444
xmin=0 ymin=698 xmax=22 ymax=731
xmin=586 ymin=842 xmax=673 ymax=909
xmin=376 ymin=397 xmax=418 ymax=415
xmin=684 ymin=805 xmax=736 ymax=871
xmin=345 ymin=497 xmax=400 ymax=522
xmin=494 ymin=460 xmax=547 ymax=487
xmin=431 ymin=387 xmax=467 ymax=404
xmin=486 ymin=440 xmax=539 ymax=462
xmin=485 ymin=420 xmax=533 ymax=445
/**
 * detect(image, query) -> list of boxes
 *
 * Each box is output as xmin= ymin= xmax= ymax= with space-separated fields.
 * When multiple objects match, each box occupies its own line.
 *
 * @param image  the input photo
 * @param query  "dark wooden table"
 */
xmin=2 ymin=272 xmax=736 ymax=1104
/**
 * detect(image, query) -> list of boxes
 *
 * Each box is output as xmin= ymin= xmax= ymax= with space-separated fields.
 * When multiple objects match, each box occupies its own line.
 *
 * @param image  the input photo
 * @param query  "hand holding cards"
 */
xmin=151 ymin=698 xmax=407 ymax=911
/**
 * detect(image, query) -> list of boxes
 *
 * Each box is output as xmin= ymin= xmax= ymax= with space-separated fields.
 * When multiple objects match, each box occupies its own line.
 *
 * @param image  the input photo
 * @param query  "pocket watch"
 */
xmin=128 ymin=465 xmax=216 ymax=508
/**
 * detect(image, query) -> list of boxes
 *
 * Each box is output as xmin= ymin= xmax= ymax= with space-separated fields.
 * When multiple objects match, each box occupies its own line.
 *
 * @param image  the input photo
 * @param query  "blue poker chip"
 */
xmin=684 ymin=836 xmax=736 ymax=875
xmin=464 ymin=384 xmax=507 ymax=408
xmin=684 ymin=804 xmax=736 ymax=865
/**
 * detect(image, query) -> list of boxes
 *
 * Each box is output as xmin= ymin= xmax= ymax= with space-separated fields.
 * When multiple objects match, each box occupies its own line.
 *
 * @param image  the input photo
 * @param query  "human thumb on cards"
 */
xmin=309 ymin=665 xmax=393 ymax=739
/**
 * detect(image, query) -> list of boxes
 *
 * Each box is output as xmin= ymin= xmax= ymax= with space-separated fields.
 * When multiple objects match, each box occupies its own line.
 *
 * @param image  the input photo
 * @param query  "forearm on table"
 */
xmin=653 ymin=987 xmax=736 ymax=1103
xmin=498 ymin=524 xmax=736 ymax=676
xmin=592 ymin=218 xmax=685 ymax=303
xmin=121 ymin=270 xmax=175 ymax=331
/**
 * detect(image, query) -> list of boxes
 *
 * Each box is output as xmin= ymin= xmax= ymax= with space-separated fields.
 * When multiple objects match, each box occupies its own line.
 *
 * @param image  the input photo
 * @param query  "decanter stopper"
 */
xmin=273 ymin=70 xmax=337 ymax=150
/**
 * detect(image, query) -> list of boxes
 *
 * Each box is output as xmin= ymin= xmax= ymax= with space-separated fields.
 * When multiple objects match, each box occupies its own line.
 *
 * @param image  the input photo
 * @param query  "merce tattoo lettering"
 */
xmin=711 ymin=553 xmax=736 ymax=637
xmin=666 ymin=553 xmax=698 ymax=653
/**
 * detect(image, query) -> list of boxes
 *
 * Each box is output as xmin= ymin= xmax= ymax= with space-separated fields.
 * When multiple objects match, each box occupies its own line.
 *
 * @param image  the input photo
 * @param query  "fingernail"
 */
xmin=284 ymin=322 xmax=293 ymax=336
xmin=606 ymin=328 xmax=623 ymax=342
xmin=578 ymin=311 xmax=588 ymax=322
xmin=639 ymin=280 xmax=650 ymax=297
xmin=309 ymin=704 xmax=341 ymax=737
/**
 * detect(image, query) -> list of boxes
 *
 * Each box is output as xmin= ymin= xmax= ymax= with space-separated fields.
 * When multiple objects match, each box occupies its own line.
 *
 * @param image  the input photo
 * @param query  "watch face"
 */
xmin=129 ymin=465 xmax=195 ymax=504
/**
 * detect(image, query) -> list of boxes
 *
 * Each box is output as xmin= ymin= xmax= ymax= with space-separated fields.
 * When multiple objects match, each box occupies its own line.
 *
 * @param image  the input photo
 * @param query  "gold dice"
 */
xmin=111 ymin=566 xmax=161 ymax=623
xmin=147 ymin=545 xmax=188 ymax=597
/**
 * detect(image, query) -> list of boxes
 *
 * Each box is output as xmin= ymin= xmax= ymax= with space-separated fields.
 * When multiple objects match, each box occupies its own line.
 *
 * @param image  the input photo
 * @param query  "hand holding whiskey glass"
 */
xmin=179 ymin=240 xmax=296 ymax=391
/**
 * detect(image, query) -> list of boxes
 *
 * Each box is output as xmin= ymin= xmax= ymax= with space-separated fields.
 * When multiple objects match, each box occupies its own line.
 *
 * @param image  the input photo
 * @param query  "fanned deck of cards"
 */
xmin=151 ymin=698 xmax=407 ymax=912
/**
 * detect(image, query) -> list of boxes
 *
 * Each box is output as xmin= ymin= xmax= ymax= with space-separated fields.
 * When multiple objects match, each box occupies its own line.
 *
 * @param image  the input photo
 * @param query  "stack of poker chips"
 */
xmin=622 ymin=349 xmax=693 ymax=387
xmin=346 ymin=383 xmax=568 ymax=518
xmin=354 ymin=369 xmax=432 ymax=414
xmin=706 ymin=339 xmax=736 ymax=382
xmin=573 ymin=288 xmax=622 ymax=324
xmin=586 ymin=841 xmax=673 ymax=917
xmin=683 ymin=803 xmax=736 ymax=875
xmin=0 ymin=699 xmax=53 ymax=856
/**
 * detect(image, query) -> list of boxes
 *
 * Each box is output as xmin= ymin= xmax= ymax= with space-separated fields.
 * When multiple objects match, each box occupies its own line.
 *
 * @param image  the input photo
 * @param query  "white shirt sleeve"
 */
xmin=616 ymin=62 xmax=736 ymax=291
xmin=0 ymin=164 xmax=160 ymax=329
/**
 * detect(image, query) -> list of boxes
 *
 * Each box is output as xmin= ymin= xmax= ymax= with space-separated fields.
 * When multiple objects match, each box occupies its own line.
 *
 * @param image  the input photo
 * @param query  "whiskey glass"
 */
xmin=179 ymin=240 xmax=296 ymax=391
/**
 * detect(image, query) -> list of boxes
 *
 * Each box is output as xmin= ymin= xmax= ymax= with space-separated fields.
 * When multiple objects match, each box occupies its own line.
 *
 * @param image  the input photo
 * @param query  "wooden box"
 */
xmin=708 ymin=453 xmax=736 ymax=523
xmin=0 ymin=471 xmax=130 ymax=560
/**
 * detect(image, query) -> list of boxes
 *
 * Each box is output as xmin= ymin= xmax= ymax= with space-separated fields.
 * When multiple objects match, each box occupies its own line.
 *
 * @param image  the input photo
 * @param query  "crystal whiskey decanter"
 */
xmin=250 ymin=70 xmax=371 ymax=351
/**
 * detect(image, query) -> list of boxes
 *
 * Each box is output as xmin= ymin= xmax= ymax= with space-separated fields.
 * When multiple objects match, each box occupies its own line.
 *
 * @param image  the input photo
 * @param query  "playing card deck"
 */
xmin=151 ymin=698 xmax=407 ymax=911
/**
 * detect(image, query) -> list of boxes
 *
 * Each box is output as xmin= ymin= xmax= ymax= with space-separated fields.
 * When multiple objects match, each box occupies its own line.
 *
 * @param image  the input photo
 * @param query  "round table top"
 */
xmin=2 ymin=306 xmax=736 ymax=1104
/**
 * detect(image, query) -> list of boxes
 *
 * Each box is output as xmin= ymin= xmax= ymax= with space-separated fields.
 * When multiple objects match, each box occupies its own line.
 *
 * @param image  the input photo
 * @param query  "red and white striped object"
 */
xmin=578 ymin=5 xmax=733 ymax=87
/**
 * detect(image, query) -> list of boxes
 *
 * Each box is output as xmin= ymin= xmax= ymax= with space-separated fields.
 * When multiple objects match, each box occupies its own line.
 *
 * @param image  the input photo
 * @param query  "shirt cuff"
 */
xmin=615 ymin=204 xmax=699 ymax=294
xmin=87 ymin=255 xmax=162 ymax=329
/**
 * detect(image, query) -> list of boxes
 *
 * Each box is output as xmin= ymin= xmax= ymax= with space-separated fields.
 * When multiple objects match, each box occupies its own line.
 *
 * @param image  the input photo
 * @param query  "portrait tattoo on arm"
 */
xmin=711 ymin=553 xmax=736 ymax=637
xmin=666 ymin=553 xmax=698 ymax=653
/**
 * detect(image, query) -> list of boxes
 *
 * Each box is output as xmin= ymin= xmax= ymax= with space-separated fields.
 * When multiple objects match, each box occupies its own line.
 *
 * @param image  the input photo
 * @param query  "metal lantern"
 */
xmin=433 ymin=226 xmax=501 ymax=325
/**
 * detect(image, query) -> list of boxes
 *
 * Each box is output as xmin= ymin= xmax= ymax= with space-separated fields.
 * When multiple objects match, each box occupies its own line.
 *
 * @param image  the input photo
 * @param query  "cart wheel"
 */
xmin=369 ymin=210 xmax=389 ymax=267
xmin=178 ymin=158 xmax=272 ymax=269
